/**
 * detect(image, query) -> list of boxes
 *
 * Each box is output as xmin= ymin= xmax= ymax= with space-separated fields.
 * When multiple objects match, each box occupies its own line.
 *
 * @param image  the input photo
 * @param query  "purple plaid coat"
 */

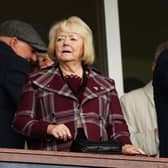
xmin=12 ymin=65 xmax=131 ymax=151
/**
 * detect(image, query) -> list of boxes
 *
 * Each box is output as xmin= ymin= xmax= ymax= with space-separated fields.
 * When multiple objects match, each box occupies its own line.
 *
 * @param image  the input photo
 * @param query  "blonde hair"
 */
xmin=48 ymin=16 xmax=95 ymax=65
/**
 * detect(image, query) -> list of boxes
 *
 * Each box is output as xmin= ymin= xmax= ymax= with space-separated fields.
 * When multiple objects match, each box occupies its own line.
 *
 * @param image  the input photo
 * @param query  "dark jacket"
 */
xmin=153 ymin=49 xmax=168 ymax=157
xmin=0 ymin=41 xmax=31 ymax=148
xmin=13 ymin=65 xmax=131 ymax=151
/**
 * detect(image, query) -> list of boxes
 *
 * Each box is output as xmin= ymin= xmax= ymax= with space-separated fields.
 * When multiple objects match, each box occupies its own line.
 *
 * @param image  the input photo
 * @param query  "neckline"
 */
xmin=58 ymin=65 xmax=87 ymax=97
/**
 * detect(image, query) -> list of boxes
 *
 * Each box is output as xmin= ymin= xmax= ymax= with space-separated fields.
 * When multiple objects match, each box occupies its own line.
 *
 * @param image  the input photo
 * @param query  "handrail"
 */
xmin=0 ymin=148 xmax=167 ymax=168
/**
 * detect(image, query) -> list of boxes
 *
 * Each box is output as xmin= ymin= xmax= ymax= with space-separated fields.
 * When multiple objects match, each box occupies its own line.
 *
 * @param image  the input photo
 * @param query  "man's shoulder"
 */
xmin=120 ymin=87 xmax=145 ymax=102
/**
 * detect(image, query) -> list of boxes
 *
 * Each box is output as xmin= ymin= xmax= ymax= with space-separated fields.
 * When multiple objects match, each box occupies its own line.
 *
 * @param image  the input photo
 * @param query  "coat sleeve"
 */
xmin=120 ymin=94 xmax=135 ymax=133
xmin=153 ymin=50 xmax=168 ymax=156
xmin=0 ymin=51 xmax=31 ymax=106
xmin=153 ymin=50 xmax=168 ymax=92
xmin=12 ymin=78 xmax=50 ymax=139
xmin=107 ymin=80 xmax=131 ymax=145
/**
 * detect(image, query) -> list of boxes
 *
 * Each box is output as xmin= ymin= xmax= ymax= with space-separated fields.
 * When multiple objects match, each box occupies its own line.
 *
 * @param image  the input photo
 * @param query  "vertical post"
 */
xmin=104 ymin=0 xmax=124 ymax=97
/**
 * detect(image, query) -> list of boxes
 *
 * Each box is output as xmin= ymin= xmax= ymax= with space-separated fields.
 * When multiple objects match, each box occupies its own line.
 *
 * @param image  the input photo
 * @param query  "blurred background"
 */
xmin=119 ymin=1 xmax=168 ymax=91
xmin=1 ymin=0 xmax=168 ymax=92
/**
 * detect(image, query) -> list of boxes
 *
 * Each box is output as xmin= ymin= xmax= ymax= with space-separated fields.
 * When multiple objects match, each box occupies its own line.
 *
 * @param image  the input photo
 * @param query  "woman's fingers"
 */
xmin=56 ymin=129 xmax=68 ymax=141
xmin=63 ymin=125 xmax=72 ymax=139
xmin=122 ymin=144 xmax=146 ymax=155
xmin=48 ymin=124 xmax=72 ymax=141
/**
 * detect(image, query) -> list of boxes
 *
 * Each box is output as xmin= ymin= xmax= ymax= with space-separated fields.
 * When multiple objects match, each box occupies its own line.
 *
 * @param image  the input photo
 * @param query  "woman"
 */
xmin=32 ymin=52 xmax=54 ymax=72
xmin=12 ymin=16 xmax=144 ymax=154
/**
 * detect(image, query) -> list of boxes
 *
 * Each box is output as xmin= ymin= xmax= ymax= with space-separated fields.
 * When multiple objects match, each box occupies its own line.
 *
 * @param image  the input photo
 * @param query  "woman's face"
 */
xmin=37 ymin=54 xmax=54 ymax=69
xmin=55 ymin=31 xmax=84 ymax=64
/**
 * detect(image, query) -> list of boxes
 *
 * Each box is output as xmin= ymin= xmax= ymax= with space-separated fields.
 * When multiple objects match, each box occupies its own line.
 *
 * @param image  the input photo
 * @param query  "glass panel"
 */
xmin=118 ymin=1 xmax=168 ymax=92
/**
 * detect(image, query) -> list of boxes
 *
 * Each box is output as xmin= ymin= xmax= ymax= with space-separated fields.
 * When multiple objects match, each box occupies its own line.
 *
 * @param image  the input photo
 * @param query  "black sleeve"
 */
xmin=153 ymin=50 xmax=168 ymax=92
xmin=0 ymin=51 xmax=31 ymax=106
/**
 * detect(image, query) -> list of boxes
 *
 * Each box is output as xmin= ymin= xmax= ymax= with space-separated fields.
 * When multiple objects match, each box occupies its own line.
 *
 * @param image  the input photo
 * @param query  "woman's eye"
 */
xmin=70 ymin=37 xmax=77 ymax=41
xmin=56 ymin=37 xmax=64 ymax=42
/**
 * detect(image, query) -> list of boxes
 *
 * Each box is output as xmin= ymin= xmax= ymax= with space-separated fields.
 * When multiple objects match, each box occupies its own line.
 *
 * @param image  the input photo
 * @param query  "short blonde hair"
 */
xmin=48 ymin=16 xmax=95 ymax=65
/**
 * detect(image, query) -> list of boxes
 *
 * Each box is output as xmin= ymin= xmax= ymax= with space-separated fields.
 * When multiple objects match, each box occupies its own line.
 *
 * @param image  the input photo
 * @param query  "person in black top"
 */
xmin=153 ymin=41 xmax=168 ymax=157
xmin=0 ymin=19 xmax=47 ymax=148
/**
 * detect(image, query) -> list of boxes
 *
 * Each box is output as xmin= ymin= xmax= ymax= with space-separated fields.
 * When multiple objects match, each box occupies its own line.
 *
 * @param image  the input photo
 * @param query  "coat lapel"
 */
xmin=81 ymin=71 xmax=115 ymax=104
xmin=143 ymin=81 xmax=154 ymax=107
xmin=32 ymin=66 xmax=115 ymax=103
xmin=33 ymin=66 xmax=76 ymax=100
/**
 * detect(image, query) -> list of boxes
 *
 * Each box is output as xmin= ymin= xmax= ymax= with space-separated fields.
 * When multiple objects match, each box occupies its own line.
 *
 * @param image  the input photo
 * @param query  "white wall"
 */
xmin=104 ymin=0 xmax=124 ymax=97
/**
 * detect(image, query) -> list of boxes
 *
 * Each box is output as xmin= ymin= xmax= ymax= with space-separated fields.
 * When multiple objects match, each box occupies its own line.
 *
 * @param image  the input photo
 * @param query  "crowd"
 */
xmin=0 ymin=16 xmax=168 ymax=158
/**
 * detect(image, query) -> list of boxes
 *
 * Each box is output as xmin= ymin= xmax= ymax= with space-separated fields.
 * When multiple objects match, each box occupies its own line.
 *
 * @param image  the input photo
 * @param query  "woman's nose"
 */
xmin=63 ymin=38 xmax=70 ymax=45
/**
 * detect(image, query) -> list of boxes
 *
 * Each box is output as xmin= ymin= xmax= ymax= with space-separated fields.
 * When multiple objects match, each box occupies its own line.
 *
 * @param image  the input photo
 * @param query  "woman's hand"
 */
xmin=122 ymin=144 xmax=145 ymax=155
xmin=47 ymin=124 xmax=72 ymax=141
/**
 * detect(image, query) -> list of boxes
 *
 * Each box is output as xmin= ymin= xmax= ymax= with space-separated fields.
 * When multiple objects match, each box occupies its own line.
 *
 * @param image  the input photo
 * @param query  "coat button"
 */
xmin=100 ymin=87 xmax=105 ymax=90
xmin=93 ymin=86 xmax=98 ymax=91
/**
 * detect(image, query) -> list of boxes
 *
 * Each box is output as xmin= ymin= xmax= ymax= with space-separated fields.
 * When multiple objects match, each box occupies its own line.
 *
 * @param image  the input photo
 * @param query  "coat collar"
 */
xmin=33 ymin=65 xmax=115 ymax=103
xmin=143 ymin=81 xmax=154 ymax=106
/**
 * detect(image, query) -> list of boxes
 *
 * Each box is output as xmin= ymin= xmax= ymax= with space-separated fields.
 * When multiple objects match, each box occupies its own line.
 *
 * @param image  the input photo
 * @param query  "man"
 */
xmin=120 ymin=81 xmax=158 ymax=156
xmin=0 ymin=19 xmax=47 ymax=148
xmin=119 ymin=43 xmax=168 ymax=156
xmin=153 ymin=41 xmax=168 ymax=157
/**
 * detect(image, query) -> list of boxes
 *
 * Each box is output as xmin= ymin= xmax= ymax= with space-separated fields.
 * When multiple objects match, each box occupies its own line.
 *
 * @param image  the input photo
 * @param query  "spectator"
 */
xmin=120 ymin=42 xmax=168 ymax=156
xmin=153 ymin=41 xmax=168 ymax=157
xmin=120 ymin=80 xmax=158 ymax=156
xmin=0 ymin=19 xmax=47 ymax=148
xmin=12 ymin=16 xmax=144 ymax=155
xmin=32 ymin=52 xmax=54 ymax=71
